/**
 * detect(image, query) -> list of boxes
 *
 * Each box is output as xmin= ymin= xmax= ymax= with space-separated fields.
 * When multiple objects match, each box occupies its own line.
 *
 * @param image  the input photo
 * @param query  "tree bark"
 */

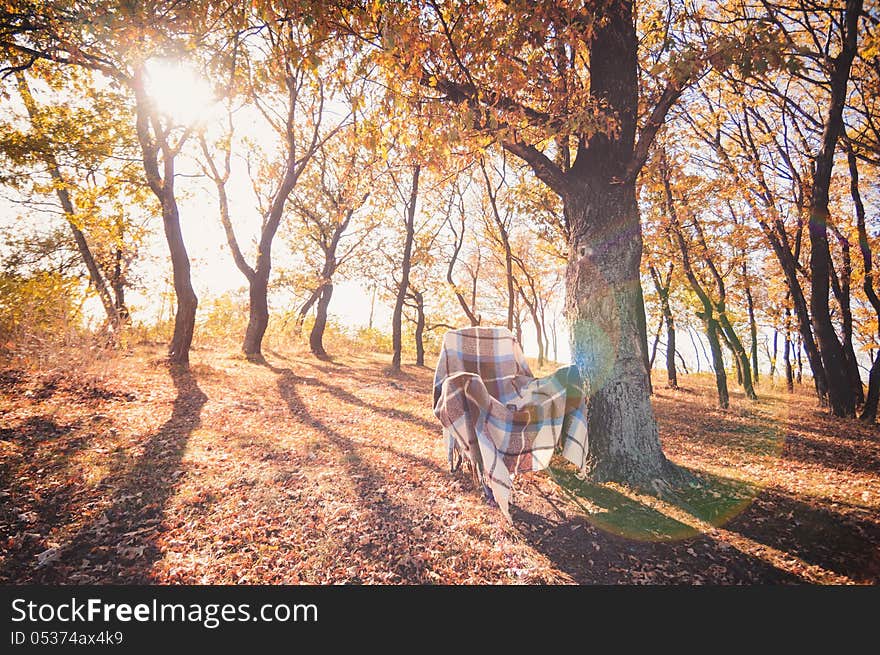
xmin=433 ymin=0 xmax=689 ymax=487
xmin=309 ymin=282 xmax=332 ymax=359
xmin=829 ymin=225 xmax=864 ymax=404
xmin=565 ymin=182 xmax=680 ymax=483
xmin=391 ymin=164 xmax=420 ymax=372
xmin=807 ymin=0 xmax=861 ymax=417
xmin=133 ymin=66 xmax=196 ymax=364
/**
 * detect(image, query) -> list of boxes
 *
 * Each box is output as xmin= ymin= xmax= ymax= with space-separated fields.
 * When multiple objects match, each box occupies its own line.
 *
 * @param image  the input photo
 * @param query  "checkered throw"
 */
xmin=432 ymin=326 xmax=589 ymax=520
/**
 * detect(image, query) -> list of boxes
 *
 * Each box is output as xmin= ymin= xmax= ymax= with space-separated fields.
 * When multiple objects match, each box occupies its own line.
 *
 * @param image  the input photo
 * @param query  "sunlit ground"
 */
xmin=1 ymin=345 xmax=878 ymax=584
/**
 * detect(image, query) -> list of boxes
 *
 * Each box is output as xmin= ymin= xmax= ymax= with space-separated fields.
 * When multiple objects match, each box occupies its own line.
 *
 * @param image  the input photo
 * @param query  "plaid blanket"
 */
xmin=432 ymin=326 xmax=589 ymax=519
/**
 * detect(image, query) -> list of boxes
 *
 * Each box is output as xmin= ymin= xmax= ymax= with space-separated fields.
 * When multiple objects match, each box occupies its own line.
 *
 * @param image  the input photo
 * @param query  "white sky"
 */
xmin=1 ymin=56 xmax=839 ymax=378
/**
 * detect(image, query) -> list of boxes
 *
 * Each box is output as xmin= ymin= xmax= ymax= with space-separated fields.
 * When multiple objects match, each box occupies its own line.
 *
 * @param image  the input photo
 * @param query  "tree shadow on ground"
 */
xmin=267 ymin=364 xmax=433 ymax=582
xmin=778 ymin=431 xmax=880 ymax=476
xmin=1 ymin=416 xmax=91 ymax=582
xmin=23 ymin=365 xmax=207 ymax=583
xmin=272 ymin=367 xmax=439 ymax=433
xmin=511 ymin=464 xmax=877 ymax=584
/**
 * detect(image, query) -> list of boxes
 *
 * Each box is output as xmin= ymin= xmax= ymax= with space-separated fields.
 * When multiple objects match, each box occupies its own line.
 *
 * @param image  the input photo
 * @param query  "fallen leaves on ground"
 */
xmin=1 ymin=346 xmax=877 ymax=584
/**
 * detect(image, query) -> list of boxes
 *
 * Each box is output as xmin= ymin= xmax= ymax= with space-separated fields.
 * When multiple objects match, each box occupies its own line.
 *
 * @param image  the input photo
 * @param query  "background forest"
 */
xmin=1 ymin=1 xmax=878 ymax=585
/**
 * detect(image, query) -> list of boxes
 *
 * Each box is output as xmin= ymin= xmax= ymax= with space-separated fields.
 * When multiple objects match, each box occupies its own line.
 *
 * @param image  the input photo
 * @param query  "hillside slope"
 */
xmin=1 ymin=346 xmax=878 ymax=584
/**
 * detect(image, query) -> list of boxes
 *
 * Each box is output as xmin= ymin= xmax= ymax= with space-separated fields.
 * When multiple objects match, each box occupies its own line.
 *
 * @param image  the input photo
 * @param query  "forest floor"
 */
xmin=1 ymin=344 xmax=878 ymax=584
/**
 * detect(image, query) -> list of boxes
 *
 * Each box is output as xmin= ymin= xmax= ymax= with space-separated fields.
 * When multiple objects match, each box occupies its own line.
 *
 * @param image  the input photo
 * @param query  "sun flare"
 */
xmin=144 ymin=58 xmax=217 ymax=126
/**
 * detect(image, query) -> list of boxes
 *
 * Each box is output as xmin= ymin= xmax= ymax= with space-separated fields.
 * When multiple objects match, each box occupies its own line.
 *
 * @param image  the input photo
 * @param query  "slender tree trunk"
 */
xmin=705 ymin=314 xmax=730 ymax=408
xmin=295 ymin=287 xmax=322 ymax=334
xmin=689 ymin=325 xmax=703 ymax=373
xmin=675 ymin=350 xmax=689 ymax=375
xmin=784 ymin=332 xmax=794 ymax=392
xmin=368 ymin=283 xmax=376 ymax=330
xmin=796 ymin=333 xmax=803 ymax=384
xmin=691 ymin=208 xmax=756 ymax=399
xmin=717 ymin=312 xmax=757 ymax=399
xmin=479 ymin=158 xmax=515 ymax=331
xmin=540 ymin=301 xmax=551 ymax=362
xmin=551 ymin=315 xmax=558 ymax=363
xmin=133 ymin=67 xmax=196 ymax=364
xmin=807 ymin=0 xmax=861 ymax=417
xmin=518 ymin=286 xmax=545 ymax=367
xmin=514 ymin=302 xmax=523 ymax=345
xmin=846 ymin=146 xmax=880 ymax=421
xmin=828 ymin=226 xmax=865 ymax=405
xmin=649 ymin=264 xmax=677 ymax=388
xmin=663 ymin=154 xmax=728 ymax=407
xmin=413 ymin=288 xmax=425 ymax=366
xmin=721 ymin=327 xmax=743 ymax=386
xmin=784 ymin=306 xmax=794 ymax=392
xmin=744 ymin=272 xmax=759 ymax=385
xmin=111 ymin=245 xmax=130 ymax=323
xmin=309 ymin=283 xmax=332 ymax=358
xmin=649 ymin=312 xmax=663 ymax=369
xmin=664 ymin=301 xmax=677 ymax=389
xmin=446 ymin=211 xmax=480 ymax=326
xmin=16 ymin=71 xmax=122 ymax=331
xmin=391 ymin=164 xmax=420 ymax=372
xmin=770 ymin=326 xmax=778 ymax=378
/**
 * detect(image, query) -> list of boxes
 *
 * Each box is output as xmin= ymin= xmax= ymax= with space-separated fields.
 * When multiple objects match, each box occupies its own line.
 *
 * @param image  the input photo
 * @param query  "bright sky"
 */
xmin=3 ymin=56 xmax=807 ymax=376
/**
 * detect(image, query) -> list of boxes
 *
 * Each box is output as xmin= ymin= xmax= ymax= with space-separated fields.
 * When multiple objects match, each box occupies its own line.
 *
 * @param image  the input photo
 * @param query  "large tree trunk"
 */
xmin=391 ymin=164 xmax=420 ymax=372
xmin=807 ymin=0 xmax=861 ymax=418
xmin=309 ymin=283 xmax=332 ymax=358
xmin=565 ymin=184 xmax=680 ymax=485
xmin=863 ymin=358 xmax=880 ymax=423
xmin=243 ymin=270 xmax=270 ymax=357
